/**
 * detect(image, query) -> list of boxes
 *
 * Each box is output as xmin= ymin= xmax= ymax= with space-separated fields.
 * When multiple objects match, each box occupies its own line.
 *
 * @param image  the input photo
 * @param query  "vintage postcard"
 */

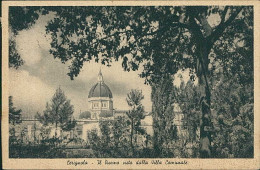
xmin=1 ymin=1 xmax=260 ymax=169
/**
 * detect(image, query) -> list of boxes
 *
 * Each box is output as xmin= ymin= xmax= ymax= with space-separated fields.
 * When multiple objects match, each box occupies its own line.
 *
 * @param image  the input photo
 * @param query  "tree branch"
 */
xmin=171 ymin=22 xmax=190 ymax=30
xmin=187 ymin=12 xmax=205 ymax=43
xmin=220 ymin=6 xmax=229 ymax=24
xmin=198 ymin=13 xmax=212 ymax=37
xmin=89 ymin=20 xmax=189 ymax=46
xmin=209 ymin=7 xmax=244 ymax=44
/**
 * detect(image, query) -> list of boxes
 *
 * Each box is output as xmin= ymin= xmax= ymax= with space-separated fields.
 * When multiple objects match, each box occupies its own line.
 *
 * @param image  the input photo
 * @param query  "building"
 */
xmin=88 ymin=70 xmax=113 ymax=119
xmin=78 ymin=70 xmax=154 ymax=140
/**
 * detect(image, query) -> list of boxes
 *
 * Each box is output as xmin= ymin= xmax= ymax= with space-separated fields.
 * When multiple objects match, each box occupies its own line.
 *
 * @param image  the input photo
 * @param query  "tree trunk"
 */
xmin=197 ymin=44 xmax=212 ymax=158
xmin=153 ymin=121 xmax=161 ymax=157
xmin=187 ymin=6 xmax=242 ymax=158
xmin=60 ymin=129 xmax=63 ymax=140
xmin=130 ymin=118 xmax=134 ymax=155
xmin=151 ymin=87 xmax=162 ymax=157
xmin=13 ymin=121 xmax=16 ymax=138
xmin=199 ymin=82 xmax=212 ymax=158
xmin=55 ymin=122 xmax=58 ymax=138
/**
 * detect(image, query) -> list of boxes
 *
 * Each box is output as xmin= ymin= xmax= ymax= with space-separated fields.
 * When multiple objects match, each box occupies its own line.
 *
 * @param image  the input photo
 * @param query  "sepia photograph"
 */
xmin=2 ymin=1 xmax=260 ymax=169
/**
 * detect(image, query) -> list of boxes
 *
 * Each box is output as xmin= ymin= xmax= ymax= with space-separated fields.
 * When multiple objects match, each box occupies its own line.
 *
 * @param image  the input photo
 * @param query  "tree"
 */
xmin=151 ymin=75 xmax=177 ymax=157
xmin=9 ymin=7 xmax=42 ymax=68
xmin=126 ymin=89 xmax=146 ymax=154
xmin=9 ymin=96 xmax=22 ymax=125
xmin=175 ymin=61 xmax=253 ymax=158
xmin=210 ymin=69 xmax=253 ymax=158
xmin=36 ymin=87 xmax=75 ymax=138
xmin=9 ymin=96 xmax=22 ymax=142
xmin=87 ymin=117 xmax=132 ymax=157
xmin=176 ymin=80 xmax=201 ymax=157
xmin=10 ymin=6 xmax=253 ymax=157
xmin=99 ymin=111 xmax=113 ymax=118
xmin=79 ymin=111 xmax=91 ymax=119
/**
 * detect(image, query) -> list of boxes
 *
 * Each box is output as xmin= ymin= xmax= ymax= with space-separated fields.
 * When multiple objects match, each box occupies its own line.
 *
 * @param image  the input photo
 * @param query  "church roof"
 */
xmin=88 ymin=82 xmax=113 ymax=98
xmin=88 ymin=70 xmax=113 ymax=98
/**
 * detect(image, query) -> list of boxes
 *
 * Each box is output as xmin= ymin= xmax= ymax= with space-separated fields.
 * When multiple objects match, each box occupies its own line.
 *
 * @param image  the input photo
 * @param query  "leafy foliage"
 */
xmin=177 ymin=80 xmax=200 ymax=142
xmin=175 ymin=80 xmax=201 ymax=157
xmin=9 ymin=7 xmax=42 ymax=68
xmin=126 ymin=89 xmax=146 ymax=153
xmin=99 ymin=111 xmax=113 ymax=118
xmin=211 ymin=7 xmax=253 ymax=86
xmin=9 ymin=137 xmax=67 ymax=158
xmin=9 ymin=38 xmax=24 ymax=69
xmin=9 ymin=7 xmax=250 ymax=81
xmin=210 ymin=72 xmax=253 ymax=158
xmin=79 ymin=111 xmax=91 ymax=119
xmin=9 ymin=96 xmax=22 ymax=125
xmin=151 ymin=75 xmax=178 ymax=157
xmin=36 ymin=87 xmax=76 ymax=132
xmin=87 ymin=117 xmax=133 ymax=157
xmin=9 ymin=7 xmax=41 ymax=35
xmin=175 ymin=69 xmax=253 ymax=158
xmin=9 ymin=96 xmax=23 ymax=148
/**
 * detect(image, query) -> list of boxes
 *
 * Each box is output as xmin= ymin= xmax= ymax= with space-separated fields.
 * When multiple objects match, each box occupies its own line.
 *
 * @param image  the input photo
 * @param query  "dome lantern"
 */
xmin=98 ymin=69 xmax=103 ymax=83
xmin=88 ymin=70 xmax=113 ymax=98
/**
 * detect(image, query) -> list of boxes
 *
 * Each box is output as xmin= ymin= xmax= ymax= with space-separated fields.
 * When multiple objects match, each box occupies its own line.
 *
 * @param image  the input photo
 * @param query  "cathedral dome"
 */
xmin=88 ymin=82 xmax=113 ymax=98
xmin=88 ymin=70 xmax=113 ymax=98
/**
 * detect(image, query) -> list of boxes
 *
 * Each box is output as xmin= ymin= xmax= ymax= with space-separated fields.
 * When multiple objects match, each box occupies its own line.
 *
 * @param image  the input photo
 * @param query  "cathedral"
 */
xmin=78 ymin=70 xmax=154 ymax=140
xmin=87 ymin=70 xmax=114 ymax=119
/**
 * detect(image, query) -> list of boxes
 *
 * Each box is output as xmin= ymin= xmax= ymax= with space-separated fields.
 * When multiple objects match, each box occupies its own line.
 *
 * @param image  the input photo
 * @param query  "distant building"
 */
xmin=88 ymin=70 xmax=113 ymax=119
xmin=78 ymin=70 xmax=154 ymax=140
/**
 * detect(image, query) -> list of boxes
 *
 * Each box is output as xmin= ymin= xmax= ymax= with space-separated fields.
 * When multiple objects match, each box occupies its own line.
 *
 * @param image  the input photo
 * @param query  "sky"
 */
xmin=9 ymin=11 xmax=220 ymax=118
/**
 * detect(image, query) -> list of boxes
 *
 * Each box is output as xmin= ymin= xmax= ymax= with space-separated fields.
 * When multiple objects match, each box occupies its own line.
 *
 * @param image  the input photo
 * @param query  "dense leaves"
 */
xmin=211 ymin=7 xmax=253 ymax=85
xmin=9 ymin=96 xmax=23 ymax=147
xmin=79 ymin=111 xmax=91 ymax=119
xmin=151 ymin=75 xmax=178 ymax=157
xmin=126 ymin=89 xmax=146 ymax=153
xmin=9 ymin=7 xmax=41 ymax=68
xmin=9 ymin=38 xmax=24 ymax=69
xmin=87 ymin=117 xmax=133 ymax=157
xmin=9 ymin=96 xmax=22 ymax=125
xmin=9 ymin=7 xmax=250 ymax=82
xmin=175 ymin=68 xmax=253 ymax=158
xmin=36 ymin=87 xmax=76 ymax=132
xmin=9 ymin=7 xmax=41 ymax=34
xmin=210 ymin=71 xmax=253 ymax=158
xmin=176 ymin=80 xmax=201 ymax=157
xmin=99 ymin=111 xmax=113 ymax=118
